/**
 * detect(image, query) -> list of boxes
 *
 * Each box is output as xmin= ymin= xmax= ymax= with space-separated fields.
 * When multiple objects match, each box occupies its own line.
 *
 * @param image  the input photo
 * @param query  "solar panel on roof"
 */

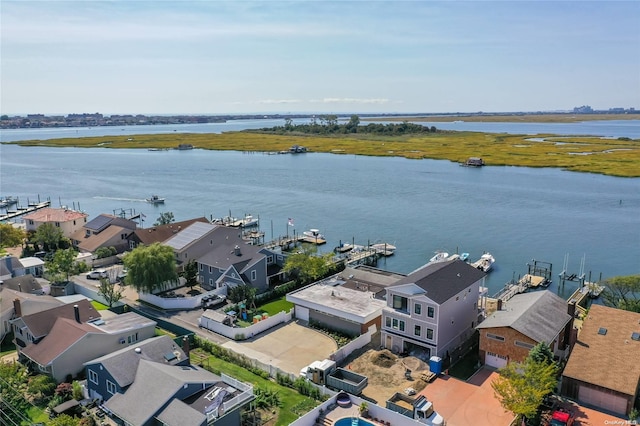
xmin=165 ymin=222 xmax=216 ymax=250
xmin=598 ymin=327 xmax=607 ymax=335
xmin=85 ymin=215 xmax=113 ymax=231
xmin=632 ymin=332 xmax=640 ymax=341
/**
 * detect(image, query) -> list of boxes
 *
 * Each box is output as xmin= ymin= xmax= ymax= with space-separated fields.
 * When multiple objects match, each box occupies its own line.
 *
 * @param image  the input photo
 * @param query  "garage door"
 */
xmin=295 ymin=306 xmax=309 ymax=322
xmin=485 ymin=352 xmax=508 ymax=369
xmin=578 ymin=385 xmax=628 ymax=415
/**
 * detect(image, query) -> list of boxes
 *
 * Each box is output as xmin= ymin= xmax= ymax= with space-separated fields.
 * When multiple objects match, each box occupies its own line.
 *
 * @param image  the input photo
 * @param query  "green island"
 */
xmin=6 ymin=127 xmax=640 ymax=178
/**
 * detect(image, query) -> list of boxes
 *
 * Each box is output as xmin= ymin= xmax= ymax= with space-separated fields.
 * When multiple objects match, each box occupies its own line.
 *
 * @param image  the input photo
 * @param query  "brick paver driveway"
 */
xmin=221 ymin=321 xmax=338 ymax=376
xmin=419 ymin=368 xmax=514 ymax=426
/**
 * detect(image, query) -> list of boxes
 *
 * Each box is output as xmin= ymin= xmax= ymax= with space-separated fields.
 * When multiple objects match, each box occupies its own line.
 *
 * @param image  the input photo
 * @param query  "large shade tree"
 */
xmin=33 ymin=223 xmax=66 ymax=250
xmin=601 ymin=274 xmax=640 ymax=313
xmin=282 ymin=248 xmax=335 ymax=285
xmin=46 ymin=248 xmax=80 ymax=283
xmin=122 ymin=243 xmax=177 ymax=293
xmin=0 ymin=223 xmax=25 ymax=251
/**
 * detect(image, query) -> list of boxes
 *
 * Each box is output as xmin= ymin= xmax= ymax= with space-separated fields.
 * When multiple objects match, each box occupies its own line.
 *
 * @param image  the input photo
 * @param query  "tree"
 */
xmin=492 ymin=359 xmax=558 ymax=422
xmin=33 ymin=222 xmax=65 ymax=251
xmin=45 ymin=248 xmax=78 ymax=282
xmin=97 ymin=277 xmax=124 ymax=308
xmin=181 ymin=259 xmax=199 ymax=293
xmin=228 ymin=283 xmax=257 ymax=308
xmin=601 ymin=274 xmax=640 ymax=313
xmin=47 ymin=414 xmax=81 ymax=426
xmin=122 ymin=243 xmax=177 ymax=293
xmin=282 ymin=248 xmax=334 ymax=285
xmin=154 ymin=212 xmax=175 ymax=226
xmin=526 ymin=342 xmax=554 ymax=365
xmin=0 ymin=223 xmax=25 ymax=249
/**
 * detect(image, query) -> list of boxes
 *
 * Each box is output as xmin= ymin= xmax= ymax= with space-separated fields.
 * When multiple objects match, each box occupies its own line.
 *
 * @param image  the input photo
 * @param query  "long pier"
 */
xmin=0 ymin=201 xmax=51 ymax=222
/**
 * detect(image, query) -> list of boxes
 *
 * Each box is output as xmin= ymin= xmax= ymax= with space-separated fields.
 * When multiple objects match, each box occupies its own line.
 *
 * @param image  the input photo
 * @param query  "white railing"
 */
xmin=199 ymin=309 xmax=293 ymax=339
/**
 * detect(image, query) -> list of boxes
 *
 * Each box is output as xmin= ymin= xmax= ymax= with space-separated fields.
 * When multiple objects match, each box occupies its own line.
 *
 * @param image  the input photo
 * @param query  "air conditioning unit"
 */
xmin=119 ymin=338 xmax=126 ymax=344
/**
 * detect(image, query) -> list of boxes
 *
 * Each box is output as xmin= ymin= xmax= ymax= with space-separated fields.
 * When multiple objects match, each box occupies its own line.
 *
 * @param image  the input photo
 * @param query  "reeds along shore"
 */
xmin=7 ymin=130 xmax=640 ymax=178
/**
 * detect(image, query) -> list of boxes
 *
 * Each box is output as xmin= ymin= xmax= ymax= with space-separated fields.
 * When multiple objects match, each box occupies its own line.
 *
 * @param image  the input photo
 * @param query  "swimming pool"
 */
xmin=334 ymin=417 xmax=375 ymax=426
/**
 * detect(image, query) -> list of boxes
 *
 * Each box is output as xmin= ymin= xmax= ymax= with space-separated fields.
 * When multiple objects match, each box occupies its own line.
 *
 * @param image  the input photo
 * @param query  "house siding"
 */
xmin=478 ymin=326 xmax=538 ymax=364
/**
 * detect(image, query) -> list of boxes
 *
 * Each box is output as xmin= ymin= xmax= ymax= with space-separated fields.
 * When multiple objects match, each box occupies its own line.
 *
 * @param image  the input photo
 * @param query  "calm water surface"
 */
xmin=1 ymin=143 xmax=638 ymax=298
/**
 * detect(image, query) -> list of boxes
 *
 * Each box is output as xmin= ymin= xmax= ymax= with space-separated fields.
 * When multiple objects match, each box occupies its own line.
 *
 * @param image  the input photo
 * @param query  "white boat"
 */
xmin=0 ymin=196 xmax=18 ymax=209
xmin=303 ymin=229 xmax=324 ymax=240
xmin=429 ymin=251 xmax=449 ymax=263
xmin=239 ymin=214 xmax=259 ymax=228
xmin=460 ymin=252 xmax=470 ymax=262
xmin=471 ymin=252 xmax=495 ymax=272
xmin=146 ymin=195 xmax=165 ymax=204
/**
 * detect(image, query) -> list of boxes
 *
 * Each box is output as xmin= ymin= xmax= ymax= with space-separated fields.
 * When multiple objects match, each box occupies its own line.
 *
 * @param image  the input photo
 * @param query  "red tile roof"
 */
xmin=23 ymin=208 xmax=87 ymax=223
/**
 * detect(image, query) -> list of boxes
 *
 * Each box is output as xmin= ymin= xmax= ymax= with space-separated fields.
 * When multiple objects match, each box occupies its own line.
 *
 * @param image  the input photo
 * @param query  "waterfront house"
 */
xmin=476 ymin=290 xmax=573 ymax=368
xmin=71 ymin=214 xmax=137 ymax=254
xmin=84 ymin=335 xmax=189 ymax=402
xmin=23 ymin=207 xmax=89 ymax=239
xmin=560 ymin=305 xmax=640 ymax=416
xmin=286 ymin=265 xmax=403 ymax=335
xmin=127 ymin=217 xmax=210 ymax=250
xmin=104 ymin=359 xmax=254 ymax=426
xmin=381 ymin=259 xmax=486 ymax=361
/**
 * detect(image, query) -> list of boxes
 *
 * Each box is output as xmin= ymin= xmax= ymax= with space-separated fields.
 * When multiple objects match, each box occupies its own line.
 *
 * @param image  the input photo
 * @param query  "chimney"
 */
xmin=563 ymin=300 xmax=576 ymax=350
xmin=73 ymin=304 xmax=81 ymax=323
xmin=13 ymin=299 xmax=22 ymax=318
xmin=234 ymin=245 xmax=241 ymax=256
xmin=496 ymin=299 xmax=503 ymax=311
xmin=182 ymin=336 xmax=190 ymax=358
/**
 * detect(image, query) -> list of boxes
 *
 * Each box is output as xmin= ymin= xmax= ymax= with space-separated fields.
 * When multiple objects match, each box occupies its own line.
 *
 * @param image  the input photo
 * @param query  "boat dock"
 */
xmin=0 ymin=200 xmax=51 ymax=222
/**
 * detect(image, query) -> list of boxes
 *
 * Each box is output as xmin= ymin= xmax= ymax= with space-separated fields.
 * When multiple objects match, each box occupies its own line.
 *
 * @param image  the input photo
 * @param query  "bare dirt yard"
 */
xmin=344 ymin=347 xmax=434 ymax=406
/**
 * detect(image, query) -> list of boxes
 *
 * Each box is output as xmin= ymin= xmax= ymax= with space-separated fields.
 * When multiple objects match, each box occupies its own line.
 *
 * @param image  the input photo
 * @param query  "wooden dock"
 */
xmin=0 ymin=201 xmax=51 ymax=222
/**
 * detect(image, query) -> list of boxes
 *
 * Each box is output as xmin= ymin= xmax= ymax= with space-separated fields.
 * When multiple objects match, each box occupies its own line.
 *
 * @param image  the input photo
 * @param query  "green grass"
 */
xmin=257 ymin=297 xmax=294 ymax=316
xmin=193 ymin=349 xmax=318 ymax=425
xmin=91 ymin=300 xmax=110 ymax=310
xmin=7 ymin=130 xmax=640 ymax=177
xmin=155 ymin=327 xmax=177 ymax=338
xmin=23 ymin=406 xmax=48 ymax=425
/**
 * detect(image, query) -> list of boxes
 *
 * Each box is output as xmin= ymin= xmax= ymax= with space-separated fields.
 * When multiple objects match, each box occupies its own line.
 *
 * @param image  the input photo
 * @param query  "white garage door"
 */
xmin=295 ymin=306 xmax=309 ymax=322
xmin=578 ymin=385 xmax=628 ymax=415
xmin=485 ymin=352 xmax=508 ymax=369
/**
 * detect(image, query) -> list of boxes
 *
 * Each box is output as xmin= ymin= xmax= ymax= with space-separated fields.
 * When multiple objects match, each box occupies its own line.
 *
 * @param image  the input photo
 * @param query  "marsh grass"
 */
xmin=8 ymin=131 xmax=640 ymax=177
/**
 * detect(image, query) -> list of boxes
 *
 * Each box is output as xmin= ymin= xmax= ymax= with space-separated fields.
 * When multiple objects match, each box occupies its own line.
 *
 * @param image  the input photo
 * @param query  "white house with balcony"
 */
xmin=381 ymin=259 xmax=486 ymax=361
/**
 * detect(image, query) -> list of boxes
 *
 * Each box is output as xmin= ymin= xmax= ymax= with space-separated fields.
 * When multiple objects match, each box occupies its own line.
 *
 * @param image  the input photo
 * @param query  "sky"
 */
xmin=1 ymin=1 xmax=639 ymax=115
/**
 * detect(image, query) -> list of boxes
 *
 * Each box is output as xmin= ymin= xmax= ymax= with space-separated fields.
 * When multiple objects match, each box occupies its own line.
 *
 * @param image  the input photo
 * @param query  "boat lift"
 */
xmin=559 ymin=253 xmax=586 ymax=289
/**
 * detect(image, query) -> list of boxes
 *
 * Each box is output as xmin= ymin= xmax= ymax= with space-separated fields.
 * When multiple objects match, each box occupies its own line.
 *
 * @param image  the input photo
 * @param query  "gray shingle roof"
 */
xmin=156 ymin=399 xmax=206 ymax=426
xmin=20 ymin=299 xmax=100 ymax=339
xmin=84 ymin=335 xmax=186 ymax=387
xmin=477 ymin=290 xmax=571 ymax=343
xmin=105 ymin=360 xmax=220 ymax=425
xmin=394 ymin=259 xmax=487 ymax=304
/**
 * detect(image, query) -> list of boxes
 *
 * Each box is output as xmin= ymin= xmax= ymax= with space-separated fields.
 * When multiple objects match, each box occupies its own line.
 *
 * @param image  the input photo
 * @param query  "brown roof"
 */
xmin=133 ymin=217 xmax=209 ymax=246
xmin=22 ymin=317 xmax=103 ymax=365
xmin=562 ymin=304 xmax=640 ymax=396
xmin=74 ymin=225 xmax=131 ymax=252
xmin=20 ymin=299 xmax=100 ymax=339
xmin=23 ymin=208 xmax=87 ymax=223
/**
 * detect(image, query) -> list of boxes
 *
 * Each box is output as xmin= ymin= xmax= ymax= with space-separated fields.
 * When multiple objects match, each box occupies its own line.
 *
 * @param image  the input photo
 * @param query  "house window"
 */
xmin=184 ymin=253 xmax=187 ymax=259
xmin=251 ymin=270 xmax=257 ymax=281
xmin=199 ymin=264 xmax=203 ymax=271
xmin=414 ymin=303 xmax=422 ymax=315
xmin=426 ymin=328 xmax=434 ymax=340
xmin=392 ymin=295 xmax=408 ymax=311
xmin=515 ymin=340 xmax=534 ymax=349
xmin=427 ymin=306 xmax=435 ymax=318
xmin=399 ymin=321 xmax=405 ymax=332
xmin=385 ymin=317 xmax=391 ymax=328
xmin=267 ymin=255 xmax=273 ymax=263
xmin=106 ymin=380 xmax=116 ymax=395
xmin=88 ymin=369 xmax=98 ymax=385
xmin=392 ymin=318 xmax=398 ymax=329
xmin=73 ymin=220 xmax=76 ymax=225
xmin=29 ymin=220 xmax=34 ymax=225
xmin=414 ymin=325 xmax=421 ymax=337
xmin=55 ymin=222 xmax=60 ymax=227
xmin=209 ymin=266 xmax=213 ymax=273
xmin=486 ymin=333 xmax=505 ymax=342
xmin=209 ymin=279 xmax=214 ymax=286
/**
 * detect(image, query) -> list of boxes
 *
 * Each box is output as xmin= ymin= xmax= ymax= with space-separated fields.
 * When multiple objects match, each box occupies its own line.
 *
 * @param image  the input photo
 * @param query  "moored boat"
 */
xmin=370 ymin=242 xmax=396 ymax=256
xmin=303 ymin=229 xmax=324 ymax=240
xmin=471 ymin=252 xmax=495 ymax=272
xmin=429 ymin=251 xmax=449 ymax=263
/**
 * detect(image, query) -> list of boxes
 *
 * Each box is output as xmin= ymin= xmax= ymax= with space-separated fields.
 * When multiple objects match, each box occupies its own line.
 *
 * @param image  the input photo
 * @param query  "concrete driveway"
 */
xmin=221 ymin=321 xmax=338 ymax=376
xmin=419 ymin=368 xmax=515 ymax=426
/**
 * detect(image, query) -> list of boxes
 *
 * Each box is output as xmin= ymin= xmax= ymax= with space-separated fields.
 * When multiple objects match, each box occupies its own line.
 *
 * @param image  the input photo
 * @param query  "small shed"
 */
xmin=52 ymin=399 xmax=80 ymax=416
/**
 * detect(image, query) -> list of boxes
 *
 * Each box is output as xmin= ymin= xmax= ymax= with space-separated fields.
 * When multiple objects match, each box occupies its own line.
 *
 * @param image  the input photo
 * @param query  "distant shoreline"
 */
xmin=366 ymin=113 xmax=639 ymax=123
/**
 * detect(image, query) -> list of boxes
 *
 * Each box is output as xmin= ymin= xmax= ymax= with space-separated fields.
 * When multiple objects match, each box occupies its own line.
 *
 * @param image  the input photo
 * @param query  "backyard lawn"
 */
xmin=258 ymin=297 xmax=294 ymax=316
xmin=91 ymin=300 xmax=110 ymax=310
xmin=191 ymin=348 xmax=318 ymax=426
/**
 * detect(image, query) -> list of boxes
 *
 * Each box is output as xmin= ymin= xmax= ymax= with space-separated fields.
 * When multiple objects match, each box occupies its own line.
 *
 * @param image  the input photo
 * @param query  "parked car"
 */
xmin=201 ymin=294 xmax=226 ymax=309
xmin=87 ymin=269 xmax=108 ymax=280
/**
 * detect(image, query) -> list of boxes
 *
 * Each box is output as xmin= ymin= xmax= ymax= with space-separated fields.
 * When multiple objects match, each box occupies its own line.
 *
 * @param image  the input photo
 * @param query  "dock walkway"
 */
xmin=0 ymin=201 xmax=51 ymax=222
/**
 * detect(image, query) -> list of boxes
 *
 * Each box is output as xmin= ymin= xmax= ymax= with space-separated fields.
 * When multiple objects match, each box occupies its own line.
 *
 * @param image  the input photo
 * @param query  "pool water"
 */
xmin=334 ymin=418 xmax=375 ymax=426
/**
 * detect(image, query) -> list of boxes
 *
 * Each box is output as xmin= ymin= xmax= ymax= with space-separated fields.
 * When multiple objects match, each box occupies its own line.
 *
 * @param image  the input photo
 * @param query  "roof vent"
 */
xmin=135 ymin=347 xmax=142 ymax=354
xmin=631 ymin=332 xmax=640 ymax=341
xmin=597 ymin=327 xmax=607 ymax=335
